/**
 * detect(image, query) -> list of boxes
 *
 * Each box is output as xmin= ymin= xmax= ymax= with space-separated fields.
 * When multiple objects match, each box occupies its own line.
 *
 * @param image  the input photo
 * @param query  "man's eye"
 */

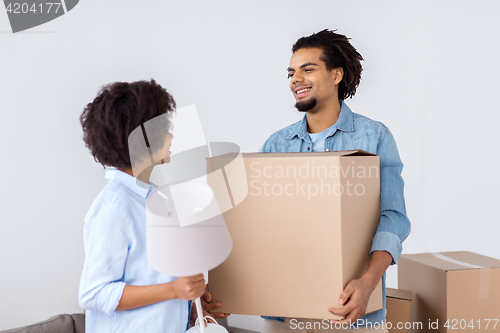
xmin=287 ymin=73 xmax=294 ymax=79
xmin=305 ymin=68 xmax=313 ymax=72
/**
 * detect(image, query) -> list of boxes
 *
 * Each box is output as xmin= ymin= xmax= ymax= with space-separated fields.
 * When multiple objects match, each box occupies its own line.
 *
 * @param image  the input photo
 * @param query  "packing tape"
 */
xmin=430 ymin=253 xmax=484 ymax=269
xmin=431 ymin=253 xmax=490 ymax=299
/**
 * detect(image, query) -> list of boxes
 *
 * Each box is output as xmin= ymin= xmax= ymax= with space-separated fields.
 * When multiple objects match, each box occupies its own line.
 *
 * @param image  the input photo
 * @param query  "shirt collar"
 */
xmin=105 ymin=168 xmax=156 ymax=199
xmin=287 ymin=100 xmax=355 ymax=140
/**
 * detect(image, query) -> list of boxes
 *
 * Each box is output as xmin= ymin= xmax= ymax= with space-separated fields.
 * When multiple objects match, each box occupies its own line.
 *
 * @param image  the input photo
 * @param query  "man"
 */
xmin=259 ymin=30 xmax=411 ymax=332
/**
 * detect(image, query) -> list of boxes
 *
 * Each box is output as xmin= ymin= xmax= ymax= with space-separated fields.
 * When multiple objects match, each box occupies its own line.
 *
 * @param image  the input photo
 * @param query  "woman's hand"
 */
xmin=172 ymin=274 xmax=206 ymax=300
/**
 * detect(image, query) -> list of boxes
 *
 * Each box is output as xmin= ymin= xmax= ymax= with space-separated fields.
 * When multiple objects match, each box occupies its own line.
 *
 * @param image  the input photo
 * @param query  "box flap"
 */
xmin=400 ymin=252 xmax=500 ymax=272
xmin=337 ymin=149 xmax=377 ymax=156
xmin=210 ymin=150 xmax=377 ymax=159
xmin=386 ymin=288 xmax=412 ymax=301
xmin=305 ymin=149 xmax=376 ymax=156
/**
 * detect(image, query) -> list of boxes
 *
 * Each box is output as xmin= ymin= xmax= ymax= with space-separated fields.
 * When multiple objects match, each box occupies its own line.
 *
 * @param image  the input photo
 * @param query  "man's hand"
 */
xmin=172 ymin=274 xmax=206 ymax=301
xmin=328 ymin=251 xmax=393 ymax=325
xmin=190 ymin=287 xmax=230 ymax=327
xmin=327 ymin=276 xmax=373 ymax=324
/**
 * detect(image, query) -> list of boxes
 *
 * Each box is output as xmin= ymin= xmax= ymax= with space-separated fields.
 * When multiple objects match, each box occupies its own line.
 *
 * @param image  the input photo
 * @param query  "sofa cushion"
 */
xmin=0 ymin=314 xmax=83 ymax=333
xmin=71 ymin=314 xmax=85 ymax=333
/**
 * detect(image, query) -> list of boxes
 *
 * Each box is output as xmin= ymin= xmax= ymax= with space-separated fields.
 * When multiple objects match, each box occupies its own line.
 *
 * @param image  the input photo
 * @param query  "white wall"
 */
xmin=1 ymin=0 xmax=499 ymax=331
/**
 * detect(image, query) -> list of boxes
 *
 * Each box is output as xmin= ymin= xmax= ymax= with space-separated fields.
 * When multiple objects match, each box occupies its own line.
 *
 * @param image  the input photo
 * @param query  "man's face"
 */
xmin=288 ymin=47 xmax=341 ymax=112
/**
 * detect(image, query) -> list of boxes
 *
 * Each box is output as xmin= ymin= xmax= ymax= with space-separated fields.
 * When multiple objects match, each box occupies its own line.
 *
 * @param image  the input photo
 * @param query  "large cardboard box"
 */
xmin=398 ymin=252 xmax=500 ymax=333
xmin=207 ymin=150 xmax=383 ymax=320
xmin=386 ymin=288 xmax=412 ymax=333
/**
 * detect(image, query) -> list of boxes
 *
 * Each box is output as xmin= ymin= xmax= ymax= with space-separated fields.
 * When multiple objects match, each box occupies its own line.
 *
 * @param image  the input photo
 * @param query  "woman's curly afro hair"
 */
xmin=80 ymin=79 xmax=175 ymax=168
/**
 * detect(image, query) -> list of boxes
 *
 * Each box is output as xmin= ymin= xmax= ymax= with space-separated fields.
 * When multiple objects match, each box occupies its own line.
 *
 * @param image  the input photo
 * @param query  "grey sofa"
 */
xmin=0 ymin=314 xmax=259 ymax=333
xmin=0 ymin=314 xmax=85 ymax=333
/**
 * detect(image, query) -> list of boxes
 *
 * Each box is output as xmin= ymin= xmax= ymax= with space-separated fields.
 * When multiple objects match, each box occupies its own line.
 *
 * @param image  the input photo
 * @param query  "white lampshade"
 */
xmin=146 ymin=181 xmax=233 ymax=277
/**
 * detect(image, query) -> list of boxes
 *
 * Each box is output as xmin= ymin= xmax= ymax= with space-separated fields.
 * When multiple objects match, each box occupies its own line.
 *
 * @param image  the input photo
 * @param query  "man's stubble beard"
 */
xmin=295 ymin=97 xmax=317 ymax=112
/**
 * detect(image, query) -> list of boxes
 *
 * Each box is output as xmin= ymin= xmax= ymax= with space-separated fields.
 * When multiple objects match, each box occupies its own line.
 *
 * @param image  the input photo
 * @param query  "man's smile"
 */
xmin=294 ymin=86 xmax=312 ymax=98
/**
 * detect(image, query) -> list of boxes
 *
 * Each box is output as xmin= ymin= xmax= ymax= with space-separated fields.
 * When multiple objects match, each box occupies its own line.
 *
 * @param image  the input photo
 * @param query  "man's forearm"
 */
xmin=360 ymin=250 xmax=393 ymax=290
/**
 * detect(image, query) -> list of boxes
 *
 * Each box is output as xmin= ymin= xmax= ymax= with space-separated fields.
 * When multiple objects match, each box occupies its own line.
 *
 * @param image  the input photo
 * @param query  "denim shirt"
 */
xmin=259 ymin=101 xmax=411 ymax=327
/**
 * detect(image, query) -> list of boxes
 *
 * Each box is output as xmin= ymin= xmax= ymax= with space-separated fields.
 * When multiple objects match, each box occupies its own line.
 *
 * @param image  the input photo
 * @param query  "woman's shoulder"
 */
xmin=84 ymin=181 xmax=140 ymax=227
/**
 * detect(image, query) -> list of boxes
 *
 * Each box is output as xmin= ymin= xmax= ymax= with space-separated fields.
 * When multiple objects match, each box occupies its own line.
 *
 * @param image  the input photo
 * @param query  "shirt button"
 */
xmin=325 ymin=148 xmax=330 ymax=152
xmin=307 ymin=147 xmax=310 ymax=151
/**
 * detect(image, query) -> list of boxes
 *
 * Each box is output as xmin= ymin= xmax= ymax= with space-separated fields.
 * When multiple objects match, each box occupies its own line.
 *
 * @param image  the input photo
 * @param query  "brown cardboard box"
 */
xmin=207 ymin=150 xmax=383 ymax=320
xmin=386 ymin=288 xmax=412 ymax=333
xmin=398 ymin=252 xmax=500 ymax=333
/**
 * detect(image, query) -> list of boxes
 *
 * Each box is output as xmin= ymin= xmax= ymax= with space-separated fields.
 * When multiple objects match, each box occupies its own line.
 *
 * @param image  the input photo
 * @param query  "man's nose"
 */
xmin=291 ymin=72 xmax=304 ymax=85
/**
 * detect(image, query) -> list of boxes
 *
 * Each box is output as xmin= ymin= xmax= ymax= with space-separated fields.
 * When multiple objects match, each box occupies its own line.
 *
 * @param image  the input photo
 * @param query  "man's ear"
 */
xmin=331 ymin=67 xmax=344 ymax=85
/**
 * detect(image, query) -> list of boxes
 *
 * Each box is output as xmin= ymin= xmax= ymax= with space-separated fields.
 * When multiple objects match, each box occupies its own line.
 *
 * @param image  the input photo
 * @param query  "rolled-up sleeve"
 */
xmin=79 ymin=202 xmax=129 ymax=315
xmin=370 ymin=126 xmax=411 ymax=264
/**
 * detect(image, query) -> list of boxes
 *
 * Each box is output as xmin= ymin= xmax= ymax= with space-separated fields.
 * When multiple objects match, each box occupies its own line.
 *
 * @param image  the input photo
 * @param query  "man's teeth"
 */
xmin=297 ymin=88 xmax=310 ymax=94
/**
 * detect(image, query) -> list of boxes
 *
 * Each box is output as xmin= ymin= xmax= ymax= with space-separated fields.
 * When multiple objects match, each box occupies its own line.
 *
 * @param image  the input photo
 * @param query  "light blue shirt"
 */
xmin=309 ymin=123 xmax=336 ymax=152
xmin=259 ymin=101 xmax=411 ymax=327
xmin=79 ymin=169 xmax=190 ymax=333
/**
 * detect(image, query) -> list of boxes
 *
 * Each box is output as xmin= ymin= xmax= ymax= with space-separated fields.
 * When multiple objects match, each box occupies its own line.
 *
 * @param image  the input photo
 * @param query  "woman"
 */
xmin=78 ymin=80 xmax=221 ymax=333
